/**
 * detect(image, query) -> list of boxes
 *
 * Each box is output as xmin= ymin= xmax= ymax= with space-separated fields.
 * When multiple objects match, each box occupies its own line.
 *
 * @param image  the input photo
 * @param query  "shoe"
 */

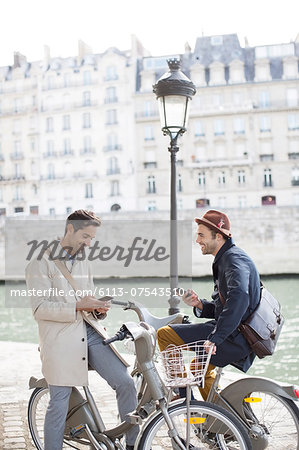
xmin=126 ymin=446 xmax=134 ymax=450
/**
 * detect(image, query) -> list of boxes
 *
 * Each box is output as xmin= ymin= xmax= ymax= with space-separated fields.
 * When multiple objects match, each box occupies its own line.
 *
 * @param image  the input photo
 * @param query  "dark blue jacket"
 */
xmin=172 ymin=238 xmax=260 ymax=372
xmin=204 ymin=238 xmax=260 ymax=344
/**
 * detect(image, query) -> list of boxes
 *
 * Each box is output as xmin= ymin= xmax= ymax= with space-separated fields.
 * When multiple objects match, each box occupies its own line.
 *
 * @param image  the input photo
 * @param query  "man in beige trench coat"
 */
xmin=26 ymin=210 xmax=138 ymax=450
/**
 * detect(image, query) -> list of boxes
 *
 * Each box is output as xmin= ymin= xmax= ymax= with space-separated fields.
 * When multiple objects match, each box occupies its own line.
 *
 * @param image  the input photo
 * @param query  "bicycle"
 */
xmin=107 ymin=300 xmax=299 ymax=449
xmin=28 ymin=300 xmax=251 ymax=449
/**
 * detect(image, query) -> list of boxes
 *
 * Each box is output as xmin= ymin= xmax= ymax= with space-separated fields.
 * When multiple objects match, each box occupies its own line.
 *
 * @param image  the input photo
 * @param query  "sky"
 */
xmin=1 ymin=0 xmax=298 ymax=67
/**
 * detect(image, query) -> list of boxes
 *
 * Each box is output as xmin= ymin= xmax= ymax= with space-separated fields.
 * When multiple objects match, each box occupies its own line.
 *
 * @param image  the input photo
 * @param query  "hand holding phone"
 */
xmin=95 ymin=296 xmax=113 ymax=313
xmin=176 ymin=288 xmax=203 ymax=310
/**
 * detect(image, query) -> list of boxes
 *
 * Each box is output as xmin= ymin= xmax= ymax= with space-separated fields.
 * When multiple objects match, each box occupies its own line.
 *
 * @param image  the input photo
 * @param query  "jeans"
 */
xmin=44 ymin=323 xmax=138 ymax=449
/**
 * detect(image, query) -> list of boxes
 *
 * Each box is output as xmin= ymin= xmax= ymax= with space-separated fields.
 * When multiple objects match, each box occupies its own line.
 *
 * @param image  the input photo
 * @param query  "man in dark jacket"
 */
xmin=157 ymin=209 xmax=260 ymax=399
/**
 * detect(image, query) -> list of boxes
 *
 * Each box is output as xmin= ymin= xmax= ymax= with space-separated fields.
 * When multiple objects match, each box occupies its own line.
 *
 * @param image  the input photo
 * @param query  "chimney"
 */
xmin=13 ymin=52 xmax=27 ymax=68
xmin=78 ymin=40 xmax=92 ymax=61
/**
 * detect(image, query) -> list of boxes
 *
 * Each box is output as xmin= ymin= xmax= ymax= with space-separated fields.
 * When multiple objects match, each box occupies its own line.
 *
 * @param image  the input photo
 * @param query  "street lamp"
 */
xmin=153 ymin=59 xmax=196 ymax=314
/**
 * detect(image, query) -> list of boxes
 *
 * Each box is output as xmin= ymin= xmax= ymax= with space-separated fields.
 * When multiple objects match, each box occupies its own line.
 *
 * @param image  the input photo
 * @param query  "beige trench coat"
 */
xmin=25 ymin=251 xmax=128 ymax=386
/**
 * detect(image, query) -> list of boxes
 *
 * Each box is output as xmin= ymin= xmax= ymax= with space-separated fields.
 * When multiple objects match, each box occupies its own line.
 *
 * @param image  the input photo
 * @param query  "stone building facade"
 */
xmin=0 ymin=34 xmax=298 ymax=216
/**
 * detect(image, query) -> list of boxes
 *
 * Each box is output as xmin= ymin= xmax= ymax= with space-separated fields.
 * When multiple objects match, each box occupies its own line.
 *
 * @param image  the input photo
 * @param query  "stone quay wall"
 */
xmin=0 ymin=205 xmax=298 ymax=279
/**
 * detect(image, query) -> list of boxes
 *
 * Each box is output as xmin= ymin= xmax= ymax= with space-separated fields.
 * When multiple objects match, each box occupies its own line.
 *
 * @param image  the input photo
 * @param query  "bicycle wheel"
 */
xmin=28 ymin=387 xmax=91 ymax=450
xmin=242 ymin=390 xmax=299 ymax=449
xmin=28 ymin=387 xmax=49 ymax=449
xmin=137 ymin=400 xmax=252 ymax=449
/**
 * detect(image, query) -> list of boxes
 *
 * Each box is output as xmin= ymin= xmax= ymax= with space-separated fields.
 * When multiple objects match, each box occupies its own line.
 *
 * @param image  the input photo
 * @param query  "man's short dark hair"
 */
xmin=210 ymin=229 xmax=229 ymax=240
xmin=65 ymin=210 xmax=101 ymax=234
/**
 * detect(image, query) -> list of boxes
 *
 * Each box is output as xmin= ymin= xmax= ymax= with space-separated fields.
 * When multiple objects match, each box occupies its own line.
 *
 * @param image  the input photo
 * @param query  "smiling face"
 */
xmin=62 ymin=224 xmax=98 ymax=256
xmin=196 ymin=224 xmax=225 ymax=256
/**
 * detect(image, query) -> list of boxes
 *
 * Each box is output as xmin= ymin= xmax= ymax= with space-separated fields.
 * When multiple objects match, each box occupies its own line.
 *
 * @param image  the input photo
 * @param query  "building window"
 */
xmin=64 ymin=73 xmax=71 ymax=87
xmin=214 ymin=119 xmax=225 ymax=136
xmin=46 ymin=140 xmax=55 ymax=156
xmin=196 ymin=198 xmax=210 ymax=208
xmin=0 ymin=208 xmax=6 ymax=216
xmin=32 ymin=184 xmax=38 ymax=195
xmin=286 ymin=88 xmax=298 ymax=107
xmin=107 ymin=156 xmax=120 ymax=175
xmin=63 ymin=138 xmax=72 ymax=154
xmin=233 ymin=118 xmax=245 ymax=134
xmin=13 ymin=140 xmax=22 ymax=157
xmin=106 ymin=133 xmax=118 ymax=150
xmin=30 ymin=206 xmax=39 ymax=215
xmin=105 ymin=87 xmax=117 ymax=103
xmin=83 ymin=71 xmax=92 ymax=85
xmin=14 ymin=186 xmax=22 ymax=201
xmin=144 ymin=125 xmax=154 ymax=141
xmin=66 ymin=207 xmax=72 ymax=214
xmin=291 ymin=167 xmax=299 ymax=185
xmin=177 ymin=174 xmax=182 ymax=192
xmin=260 ymin=116 xmax=271 ymax=132
xmin=238 ymin=170 xmax=246 ymax=184
xmin=238 ymin=196 xmax=247 ymax=208
xmin=105 ymin=65 xmax=118 ymax=81
xmin=264 ymin=168 xmax=272 ymax=187
xmin=64 ymin=161 xmax=72 ymax=178
xmin=49 ymin=208 xmax=56 ymax=215
xmin=14 ymin=163 xmax=21 ymax=178
xmin=194 ymin=121 xmax=205 ymax=137
xmin=111 ymin=203 xmax=121 ymax=212
xmin=232 ymin=92 xmax=243 ymax=106
xmin=143 ymin=101 xmax=155 ymax=117
xmin=147 ymin=175 xmax=156 ymax=194
xmin=147 ymin=201 xmax=157 ymax=211
xmin=62 ymin=115 xmax=70 ymax=130
xmin=262 ymin=195 xmax=276 ymax=205
xmin=110 ymin=180 xmax=120 ymax=196
xmin=106 ymin=109 xmax=117 ymax=125
xmin=47 ymin=163 xmax=55 ymax=179
xmin=85 ymin=183 xmax=93 ymax=198
xmin=218 ymin=171 xmax=226 ymax=185
xmin=82 ymin=112 xmax=91 ymax=128
xmin=212 ymin=94 xmax=223 ymax=107
xmin=259 ymin=91 xmax=270 ymax=108
xmin=14 ymin=98 xmax=22 ymax=113
xmin=198 ymin=172 xmax=206 ymax=186
xmin=83 ymin=91 xmax=91 ymax=106
xmin=14 ymin=207 xmax=24 ymax=214
xmin=30 ymin=139 xmax=35 ymax=152
xmin=46 ymin=117 xmax=54 ymax=132
xmin=288 ymin=114 xmax=299 ymax=131
xmin=83 ymin=136 xmax=92 ymax=153
xmin=216 ymin=144 xmax=225 ymax=159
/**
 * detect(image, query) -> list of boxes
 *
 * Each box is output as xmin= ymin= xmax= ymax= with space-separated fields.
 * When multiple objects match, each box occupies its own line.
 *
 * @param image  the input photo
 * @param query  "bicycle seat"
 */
xmin=130 ymin=302 xmax=185 ymax=330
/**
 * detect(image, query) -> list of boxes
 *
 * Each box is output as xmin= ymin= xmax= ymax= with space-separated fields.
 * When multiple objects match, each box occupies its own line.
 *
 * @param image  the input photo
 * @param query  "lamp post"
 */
xmin=153 ymin=59 xmax=196 ymax=314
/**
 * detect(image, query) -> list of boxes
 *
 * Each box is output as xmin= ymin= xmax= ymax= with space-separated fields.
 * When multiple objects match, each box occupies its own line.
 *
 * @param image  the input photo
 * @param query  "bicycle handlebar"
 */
xmin=103 ymin=329 xmax=128 ymax=345
xmin=111 ymin=300 xmax=130 ymax=307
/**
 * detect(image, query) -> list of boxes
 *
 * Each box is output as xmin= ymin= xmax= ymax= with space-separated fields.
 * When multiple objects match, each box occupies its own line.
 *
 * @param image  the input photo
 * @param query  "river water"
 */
xmin=0 ymin=276 xmax=298 ymax=384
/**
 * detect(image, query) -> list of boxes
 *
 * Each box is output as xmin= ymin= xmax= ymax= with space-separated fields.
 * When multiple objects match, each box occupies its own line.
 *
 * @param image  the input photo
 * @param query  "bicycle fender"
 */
xmin=29 ymin=376 xmax=48 ymax=389
xmin=215 ymin=376 xmax=298 ymax=421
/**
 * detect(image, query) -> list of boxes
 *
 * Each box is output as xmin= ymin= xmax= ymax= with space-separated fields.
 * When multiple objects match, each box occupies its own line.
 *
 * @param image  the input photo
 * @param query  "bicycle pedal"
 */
xmin=70 ymin=423 xmax=86 ymax=438
xmin=125 ymin=413 xmax=142 ymax=425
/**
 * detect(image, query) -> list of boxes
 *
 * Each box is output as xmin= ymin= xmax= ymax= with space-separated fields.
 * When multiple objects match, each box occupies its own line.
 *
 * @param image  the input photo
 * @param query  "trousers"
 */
xmin=157 ymin=325 xmax=216 ymax=401
xmin=44 ymin=323 xmax=138 ymax=450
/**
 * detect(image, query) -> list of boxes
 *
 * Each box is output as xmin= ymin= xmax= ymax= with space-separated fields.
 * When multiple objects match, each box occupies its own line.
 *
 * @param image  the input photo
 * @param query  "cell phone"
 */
xmin=98 ymin=296 xmax=113 ymax=302
xmin=174 ymin=288 xmax=192 ymax=298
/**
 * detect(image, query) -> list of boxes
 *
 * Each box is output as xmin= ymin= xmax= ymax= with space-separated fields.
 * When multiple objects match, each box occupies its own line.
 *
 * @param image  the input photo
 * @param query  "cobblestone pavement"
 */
xmin=0 ymin=341 xmax=121 ymax=449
